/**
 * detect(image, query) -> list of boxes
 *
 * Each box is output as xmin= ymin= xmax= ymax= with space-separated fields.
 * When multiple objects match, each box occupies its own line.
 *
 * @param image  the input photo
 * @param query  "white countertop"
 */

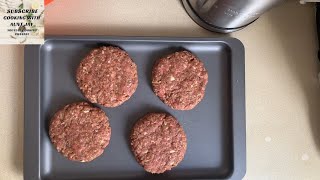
xmin=0 ymin=0 xmax=319 ymax=179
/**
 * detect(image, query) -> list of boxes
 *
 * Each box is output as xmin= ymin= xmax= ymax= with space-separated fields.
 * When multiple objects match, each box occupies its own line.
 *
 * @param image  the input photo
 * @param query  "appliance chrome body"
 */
xmin=182 ymin=0 xmax=285 ymax=33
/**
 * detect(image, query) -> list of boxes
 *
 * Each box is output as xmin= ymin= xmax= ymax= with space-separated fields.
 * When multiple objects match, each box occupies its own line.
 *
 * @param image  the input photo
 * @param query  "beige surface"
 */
xmin=0 ymin=0 xmax=319 ymax=179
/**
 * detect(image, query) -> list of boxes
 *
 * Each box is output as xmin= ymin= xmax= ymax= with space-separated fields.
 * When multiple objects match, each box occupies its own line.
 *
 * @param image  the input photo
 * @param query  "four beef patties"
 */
xmin=50 ymin=48 xmax=206 ymax=166
xmin=152 ymin=51 xmax=208 ymax=110
xmin=130 ymin=113 xmax=187 ymax=174
xmin=49 ymin=102 xmax=111 ymax=162
xmin=76 ymin=46 xmax=138 ymax=107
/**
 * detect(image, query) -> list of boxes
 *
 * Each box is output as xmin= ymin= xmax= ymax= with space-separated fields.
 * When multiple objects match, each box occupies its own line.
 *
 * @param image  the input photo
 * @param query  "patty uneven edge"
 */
xmin=130 ymin=112 xmax=187 ymax=174
xmin=49 ymin=102 xmax=111 ymax=162
xmin=76 ymin=46 xmax=138 ymax=107
xmin=152 ymin=50 xmax=208 ymax=110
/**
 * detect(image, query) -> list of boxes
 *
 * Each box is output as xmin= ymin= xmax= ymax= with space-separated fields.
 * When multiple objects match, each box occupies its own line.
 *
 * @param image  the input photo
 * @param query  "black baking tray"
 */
xmin=24 ymin=36 xmax=246 ymax=180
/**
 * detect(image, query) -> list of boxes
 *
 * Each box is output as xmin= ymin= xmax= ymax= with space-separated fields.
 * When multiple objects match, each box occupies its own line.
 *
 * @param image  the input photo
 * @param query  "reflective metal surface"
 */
xmin=182 ymin=0 xmax=285 ymax=33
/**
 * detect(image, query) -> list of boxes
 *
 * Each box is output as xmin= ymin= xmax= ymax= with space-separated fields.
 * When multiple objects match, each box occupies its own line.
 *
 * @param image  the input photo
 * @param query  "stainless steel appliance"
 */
xmin=182 ymin=0 xmax=285 ymax=33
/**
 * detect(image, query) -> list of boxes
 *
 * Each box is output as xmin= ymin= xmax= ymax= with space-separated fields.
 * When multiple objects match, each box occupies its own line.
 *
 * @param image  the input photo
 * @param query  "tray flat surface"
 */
xmin=24 ymin=36 xmax=246 ymax=180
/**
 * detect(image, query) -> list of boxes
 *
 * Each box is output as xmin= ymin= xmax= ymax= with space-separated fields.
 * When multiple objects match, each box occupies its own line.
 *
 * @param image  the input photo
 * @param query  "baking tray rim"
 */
xmin=24 ymin=35 xmax=246 ymax=180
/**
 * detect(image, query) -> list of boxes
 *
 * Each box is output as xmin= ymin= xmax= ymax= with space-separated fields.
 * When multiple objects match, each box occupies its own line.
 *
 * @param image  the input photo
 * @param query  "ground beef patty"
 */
xmin=76 ymin=46 xmax=138 ymax=107
xmin=152 ymin=51 xmax=208 ymax=110
xmin=49 ymin=102 xmax=111 ymax=162
xmin=130 ymin=113 xmax=187 ymax=174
